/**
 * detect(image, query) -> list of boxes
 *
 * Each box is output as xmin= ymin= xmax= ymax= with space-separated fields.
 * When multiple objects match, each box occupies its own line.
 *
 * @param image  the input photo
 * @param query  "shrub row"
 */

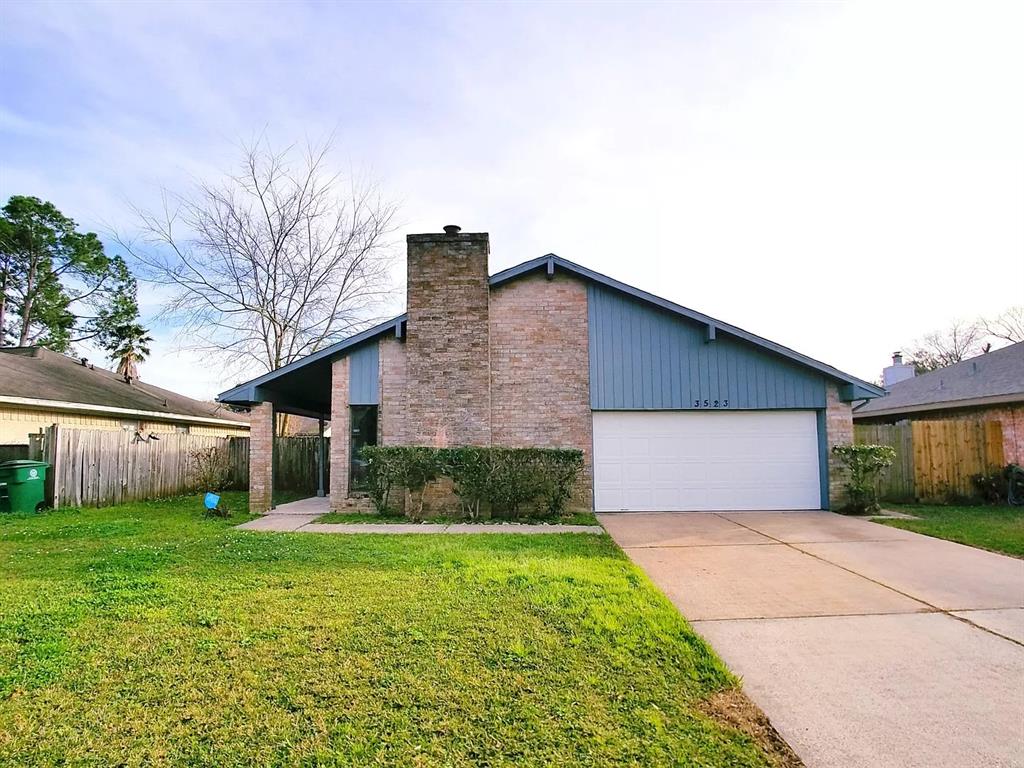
xmin=360 ymin=446 xmax=585 ymax=520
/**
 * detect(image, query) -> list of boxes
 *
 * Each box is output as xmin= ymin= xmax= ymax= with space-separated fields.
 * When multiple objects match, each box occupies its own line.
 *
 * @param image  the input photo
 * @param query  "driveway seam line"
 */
xmin=714 ymin=513 xmax=1024 ymax=649
xmin=621 ymin=538 xmax=910 ymax=549
xmin=691 ymin=607 xmax=940 ymax=622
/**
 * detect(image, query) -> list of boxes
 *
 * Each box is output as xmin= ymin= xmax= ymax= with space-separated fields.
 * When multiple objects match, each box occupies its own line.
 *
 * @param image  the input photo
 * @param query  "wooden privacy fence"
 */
xmin=854 ymin=419 xmax=1005 ymax=501
xmin=853 ymin=423 xmax=915 ymax=500
xmin=32 ymin=427 xmax=328 ymax=508
xmin=273 ymin=435 xmax=330 ymax=497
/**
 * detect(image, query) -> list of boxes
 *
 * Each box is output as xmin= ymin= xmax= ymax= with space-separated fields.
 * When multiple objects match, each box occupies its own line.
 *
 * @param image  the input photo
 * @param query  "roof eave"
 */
xmin=852 ymin=392 xmax=1024 ymax=419
xmin=218 ymin=252 xmax=886 ymax=405
xmin=494 ymin=255 xmax=885 ymax=397
xmin=216 ymin=315 xmax=405 ymax=404
xmin=0 ymin=395 xmax=249 ymax=429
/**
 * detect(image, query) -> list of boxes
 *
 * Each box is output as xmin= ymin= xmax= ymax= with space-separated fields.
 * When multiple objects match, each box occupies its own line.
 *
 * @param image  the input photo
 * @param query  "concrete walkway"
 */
xmin=599 ymin=511 xmax=1024 ymax=768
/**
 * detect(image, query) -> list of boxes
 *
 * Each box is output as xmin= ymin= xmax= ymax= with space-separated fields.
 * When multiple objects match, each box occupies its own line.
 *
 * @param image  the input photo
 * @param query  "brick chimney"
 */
xmin=404 ymin=226 xmax=491 ymax=446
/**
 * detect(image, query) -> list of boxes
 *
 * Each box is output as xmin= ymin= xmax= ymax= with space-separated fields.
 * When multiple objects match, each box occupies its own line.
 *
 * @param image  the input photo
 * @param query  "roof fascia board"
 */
xmin=852 ymin=392 xmax=1024 ymax=419
xmin=220 ymin=252 xmax=886 ymax=405
xmin=217 ymin=315 xmax=404 ymax=403
xmin=492 ymin=254 xmax=885 ymax=396
xmin=0 ymin=395 xmax=249 ymax=429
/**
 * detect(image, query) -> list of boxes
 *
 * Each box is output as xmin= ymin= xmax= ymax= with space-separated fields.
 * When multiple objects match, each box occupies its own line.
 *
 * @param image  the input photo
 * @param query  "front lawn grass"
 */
xmin=876 ymin=504 xmax=1024 ymax=557
xmin=0 ymin=493 xmax=779 ymax=767
xmin=316 ymin=509 xmax=600 ymax=526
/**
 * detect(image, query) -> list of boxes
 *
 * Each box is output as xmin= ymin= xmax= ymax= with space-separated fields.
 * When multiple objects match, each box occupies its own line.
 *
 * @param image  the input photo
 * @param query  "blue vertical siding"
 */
xmin=348 ymin=342 xmax=379 ymax=405
xmin=588 ymin=283 xmax=826 ymax=409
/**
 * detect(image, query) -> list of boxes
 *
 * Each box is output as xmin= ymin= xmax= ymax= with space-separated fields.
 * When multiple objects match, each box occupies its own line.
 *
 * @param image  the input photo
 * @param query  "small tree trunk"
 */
xmin=19 ymin=256 xmax=37 ymax=347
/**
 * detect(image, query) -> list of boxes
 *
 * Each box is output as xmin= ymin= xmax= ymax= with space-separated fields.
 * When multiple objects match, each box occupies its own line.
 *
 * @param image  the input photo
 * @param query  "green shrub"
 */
xmin=360 ymin=445 xmax=585 ymax=520
xmin=831 ymin=443 xmax=896 ymax=514
xmin=361 ymin=446 xmax=441 ymax=519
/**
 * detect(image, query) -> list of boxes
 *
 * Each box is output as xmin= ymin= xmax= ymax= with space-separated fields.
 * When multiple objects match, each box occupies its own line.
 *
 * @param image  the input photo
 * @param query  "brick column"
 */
xmin=248 ymin=402 xmax=274 ymax=514
xmin=329 ymin=356 xmax=350 ymax=510
xmin=825 ymin=382 xmax=854 ymax=510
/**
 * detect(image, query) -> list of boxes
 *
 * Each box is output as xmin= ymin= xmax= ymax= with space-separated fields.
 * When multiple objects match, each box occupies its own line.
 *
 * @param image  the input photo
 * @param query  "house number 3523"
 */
xmin=693 ymin=399 xmax=729 ymax=408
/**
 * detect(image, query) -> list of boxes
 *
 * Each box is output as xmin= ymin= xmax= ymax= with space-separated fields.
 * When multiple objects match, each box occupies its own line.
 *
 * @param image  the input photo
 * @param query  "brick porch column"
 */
xmin=825 ymin=382 xmax=854 ymax=510
xmin=248 ymin=402 xmax=274 ymax=514
xmin=329 ymin=356 xmax=350 ymax=510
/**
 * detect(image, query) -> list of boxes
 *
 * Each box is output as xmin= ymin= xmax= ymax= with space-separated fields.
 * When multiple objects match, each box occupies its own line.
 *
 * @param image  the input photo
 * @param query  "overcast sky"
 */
xmin=2 ymin=1 xmax=1022 ymax=399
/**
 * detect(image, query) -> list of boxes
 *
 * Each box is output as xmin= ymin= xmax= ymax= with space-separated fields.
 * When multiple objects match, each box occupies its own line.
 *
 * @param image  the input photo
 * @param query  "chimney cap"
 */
xmin=442 ymin=224 xmax=461 ymax=236
xmin=892 ymin=351 xmax=903 ymax=364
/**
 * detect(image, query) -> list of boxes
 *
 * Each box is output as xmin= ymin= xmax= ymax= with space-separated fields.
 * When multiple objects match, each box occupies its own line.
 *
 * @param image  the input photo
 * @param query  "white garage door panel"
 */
xmin=593 ymin=411 xmax=821 ymax=512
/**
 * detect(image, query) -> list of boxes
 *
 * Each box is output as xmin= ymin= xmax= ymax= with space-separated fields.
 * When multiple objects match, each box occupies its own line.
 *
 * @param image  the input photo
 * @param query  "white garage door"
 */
xmin=593 ymin=411 xmax=821 ymax=512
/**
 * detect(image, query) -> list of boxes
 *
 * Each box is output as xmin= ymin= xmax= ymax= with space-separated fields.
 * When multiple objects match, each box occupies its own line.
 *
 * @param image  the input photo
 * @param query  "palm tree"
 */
xmin=110 ymin=321 xmax=153 ymax=383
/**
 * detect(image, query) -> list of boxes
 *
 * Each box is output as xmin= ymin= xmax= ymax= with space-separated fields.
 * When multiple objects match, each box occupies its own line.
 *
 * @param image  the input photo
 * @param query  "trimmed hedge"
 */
xmin=361 ymin=446 xmax=585 ymax=520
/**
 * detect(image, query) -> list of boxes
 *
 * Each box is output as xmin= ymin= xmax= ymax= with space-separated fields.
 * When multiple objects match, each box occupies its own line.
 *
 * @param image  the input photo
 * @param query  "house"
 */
xmin=854 ymin=342 xmax=1024 ymax=465
xmin=218 ymin=226 xmax=884 ymax=514
xmin=0 ymin=347 xmax=249 ymax=458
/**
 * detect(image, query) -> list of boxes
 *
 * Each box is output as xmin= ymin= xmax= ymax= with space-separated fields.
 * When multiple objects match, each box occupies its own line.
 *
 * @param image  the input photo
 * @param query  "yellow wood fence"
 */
xmin=854 ymin=419 xmax=1005 ymax=501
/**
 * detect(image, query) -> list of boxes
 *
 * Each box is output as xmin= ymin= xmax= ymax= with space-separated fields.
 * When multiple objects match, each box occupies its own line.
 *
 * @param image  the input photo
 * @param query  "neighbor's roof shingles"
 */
xmin=855 ymin=341 xmax=1024 ymax=416
xmin=0 ymin=347 xmax=248 ymax=424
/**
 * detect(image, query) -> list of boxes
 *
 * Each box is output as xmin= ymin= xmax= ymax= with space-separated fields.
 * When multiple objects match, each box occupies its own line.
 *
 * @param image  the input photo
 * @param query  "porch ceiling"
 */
xmin=231 ymin=360 xmax=333 ymax=418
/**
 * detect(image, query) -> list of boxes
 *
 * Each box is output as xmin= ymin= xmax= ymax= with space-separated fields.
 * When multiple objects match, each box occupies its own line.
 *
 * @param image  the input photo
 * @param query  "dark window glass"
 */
xmin=349 ymin=405 xmax=378 ymax=491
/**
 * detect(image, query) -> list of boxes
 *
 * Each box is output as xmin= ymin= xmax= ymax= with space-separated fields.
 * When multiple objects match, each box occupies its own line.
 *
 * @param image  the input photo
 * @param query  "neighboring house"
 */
xmin=854 ymin=342 xmax=1024 ymax=465
xmin=219 ymin=226 xmax=883 ymax=514
xmin=0 ymin=347 xmax=249 ymax=456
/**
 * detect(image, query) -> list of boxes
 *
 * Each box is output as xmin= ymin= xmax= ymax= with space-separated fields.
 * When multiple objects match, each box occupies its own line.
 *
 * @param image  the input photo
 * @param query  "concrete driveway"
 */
xmin=599 ymin=511 xmax=1024 ymax=768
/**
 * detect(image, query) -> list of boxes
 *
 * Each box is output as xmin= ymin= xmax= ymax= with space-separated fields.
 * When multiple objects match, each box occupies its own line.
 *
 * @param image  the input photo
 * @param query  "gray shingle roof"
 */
xmin=854 ymin=341 xmax=1024 ymax=416
xmin=0 ymin=347 xmax=248 ymax=424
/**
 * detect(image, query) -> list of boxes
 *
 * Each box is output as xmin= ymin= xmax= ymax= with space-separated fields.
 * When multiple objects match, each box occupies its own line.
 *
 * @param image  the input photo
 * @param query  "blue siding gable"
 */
xmin=348 ymin=342 xmax=380 ymax=405
xmin=588 ymin=284 xmax=826 ymax=410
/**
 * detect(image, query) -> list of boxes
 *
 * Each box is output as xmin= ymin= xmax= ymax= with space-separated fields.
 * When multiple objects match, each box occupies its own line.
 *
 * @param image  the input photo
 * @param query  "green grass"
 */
xmin=0 ymin=493 xmax=773 ymax=767
xmin=316 ymin=509 xmax=600 ymax=526
xmin=876 ymin=504 xmax=1024 ymax=557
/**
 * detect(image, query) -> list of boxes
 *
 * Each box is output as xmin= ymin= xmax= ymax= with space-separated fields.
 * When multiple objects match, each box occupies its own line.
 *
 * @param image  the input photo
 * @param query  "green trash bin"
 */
xmin=0 ymin=460 xmax=49 ymax=513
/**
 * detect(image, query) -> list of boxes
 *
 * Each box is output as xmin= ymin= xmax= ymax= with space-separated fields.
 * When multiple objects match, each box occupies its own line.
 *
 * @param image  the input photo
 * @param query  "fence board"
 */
xmin=912 ymin=420 xmax=1004 ymax=501
xmin=853 ymin=423 xmax=915 ymax=500
xmin=35 ymin=428 xmax=328 ymax=508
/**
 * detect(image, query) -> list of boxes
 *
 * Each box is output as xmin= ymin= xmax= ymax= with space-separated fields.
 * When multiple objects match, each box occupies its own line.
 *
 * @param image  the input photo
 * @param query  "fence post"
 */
xmin=44 ymin=424 xmax=61 ymax=508
xmin=317 ymin=416 xmax=326 ymax=497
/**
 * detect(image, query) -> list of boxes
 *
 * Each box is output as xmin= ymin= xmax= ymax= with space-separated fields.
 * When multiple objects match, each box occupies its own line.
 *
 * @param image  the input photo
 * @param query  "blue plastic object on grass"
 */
xmin=204 ymin=492 xmax=221 ymax=510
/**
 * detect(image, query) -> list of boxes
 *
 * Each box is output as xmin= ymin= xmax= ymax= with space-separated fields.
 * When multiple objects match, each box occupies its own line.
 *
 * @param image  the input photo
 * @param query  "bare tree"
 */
xmin=906 ymin=318 xmax=987 ymax=373
xmin=981 ymin=306 xmax=1024 ymax=344
xmin=122 ymin=139 xmax=397 ymax=378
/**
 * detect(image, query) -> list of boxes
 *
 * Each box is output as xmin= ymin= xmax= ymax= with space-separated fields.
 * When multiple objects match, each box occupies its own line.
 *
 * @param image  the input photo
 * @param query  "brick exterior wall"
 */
xmin=404 ymin=232 xmax=491 ymax=447
xmin=378 ymin=335 xmax=408 ymax=445
xmin=489 ymin=272 xmax=593 ymax=508
xmin=248 ymin=402 xmax=274 ymax=514
xmin=329 ymin=356 xmax=351 ymax=510
xmin=825 ymin=381 xmax=854 ymax=509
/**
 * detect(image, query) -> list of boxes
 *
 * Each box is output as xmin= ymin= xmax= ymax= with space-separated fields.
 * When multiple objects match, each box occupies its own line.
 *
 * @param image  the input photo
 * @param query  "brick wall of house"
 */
xmin=489 ymin=271 xmax=593 ymax=508
xmin=403 ymin=231 xmax=491 ymax=447
xmin=825 ymin=381 xmax=854 ymax=509
xmin=329 ymin=356 xmax=351 ymax=510
xmin=248 ymin=402 xmax=274 ymax=514
xmin=378 ymin=335 xmax=408 ymax=446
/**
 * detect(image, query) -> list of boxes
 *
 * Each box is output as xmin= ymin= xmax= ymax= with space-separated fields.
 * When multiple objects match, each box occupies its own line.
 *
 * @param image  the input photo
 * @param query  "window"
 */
xmin=349 ymin=406 xmax=378 ymax=491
